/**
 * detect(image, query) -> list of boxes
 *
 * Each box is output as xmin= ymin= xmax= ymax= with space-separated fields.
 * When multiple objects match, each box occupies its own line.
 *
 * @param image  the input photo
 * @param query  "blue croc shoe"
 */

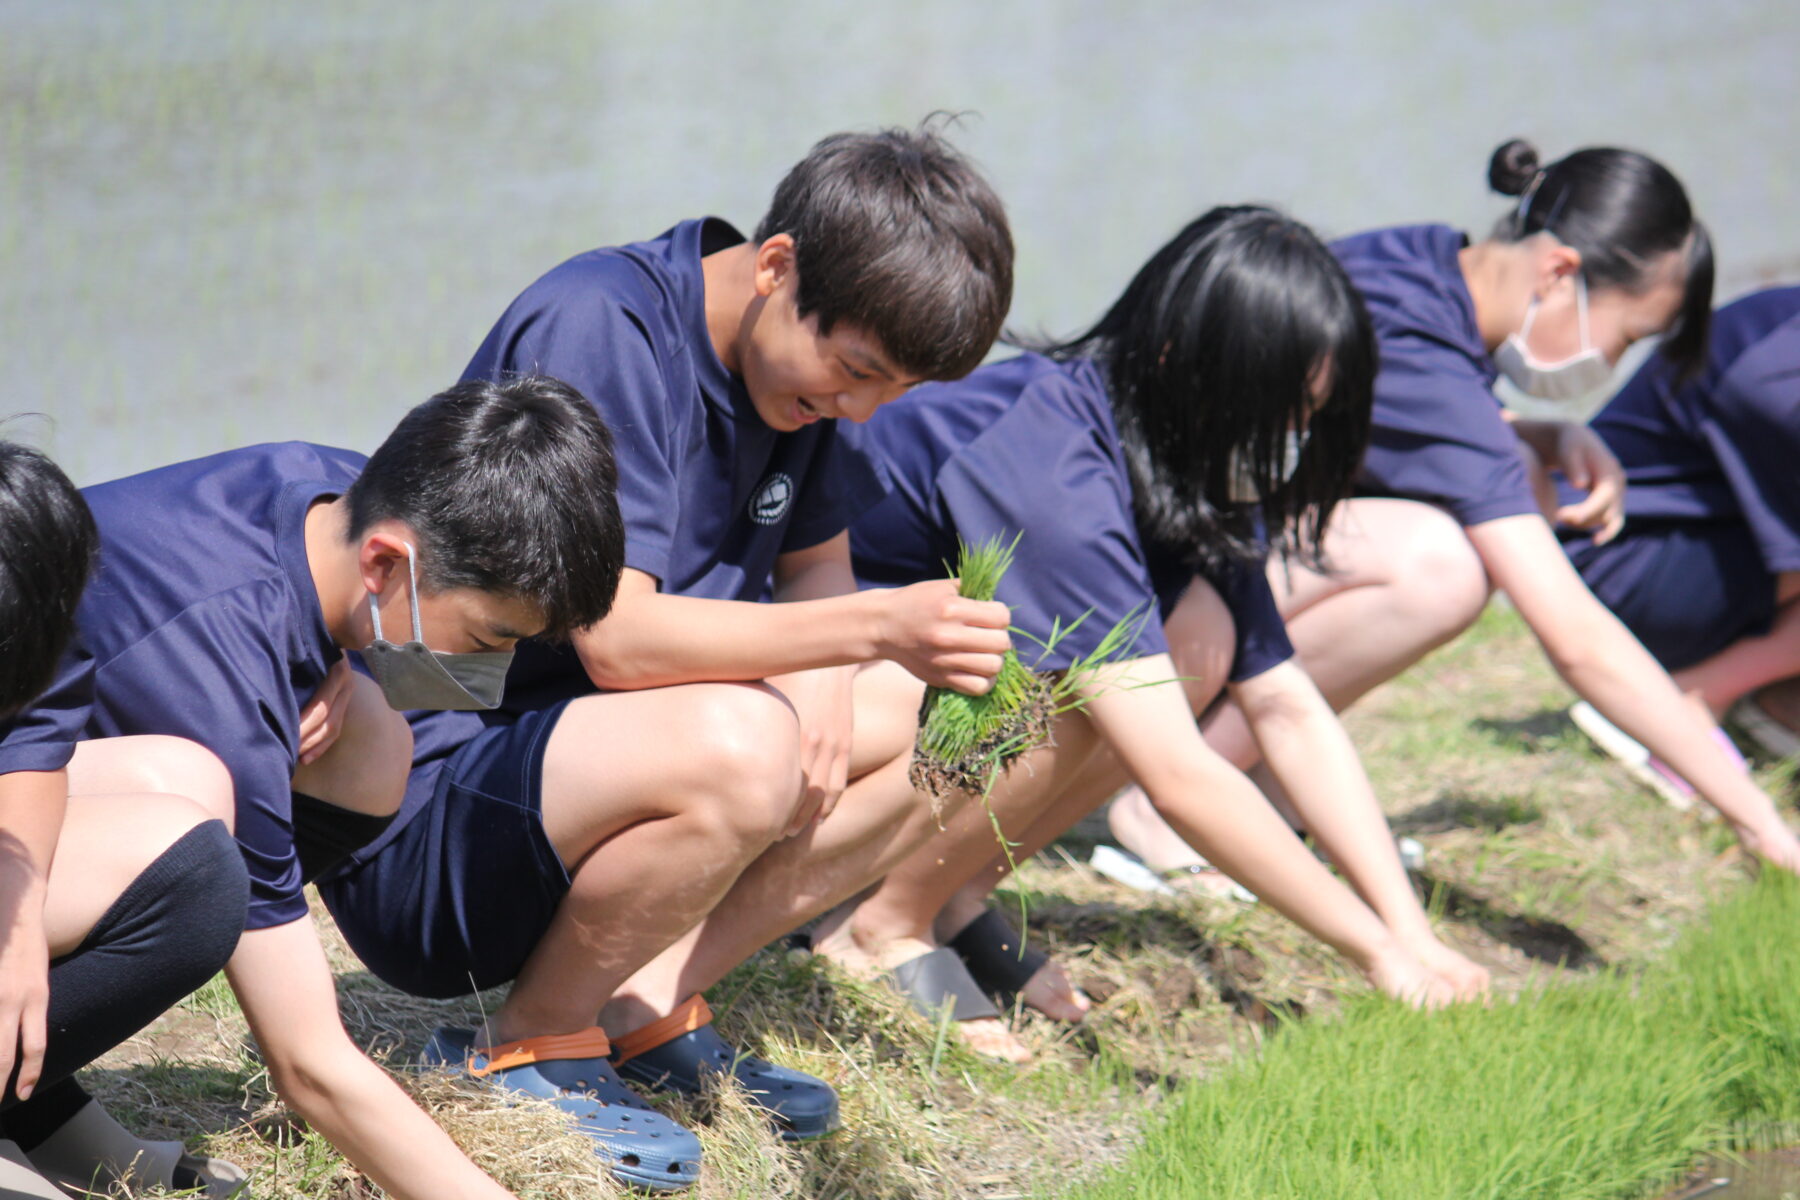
xmin=422 ymin=1026 xmax=701 ymax=1191
xmin=611 ymin=995 xmax=841 ymax=1142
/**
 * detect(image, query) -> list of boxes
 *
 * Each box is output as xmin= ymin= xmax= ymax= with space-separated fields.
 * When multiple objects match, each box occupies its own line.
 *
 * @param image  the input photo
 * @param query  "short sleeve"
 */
xmin=1701 ymin=339 xmax=1800 ymax=573
xmin=937 ymin=423 xmax=1168 ymax=672
xmin=98 ymin=603 xmax=311 ymax=929
xmin=1202 ymin=558 xmax=1295 ymax=682
xmin=465 ymin=274 xmax=683 ymax=586
xmin=0 ymin=636 xmax=96 ymax=776
xmin=781 ymin=423 xmax=893 ymax=553
xmin=1362 ymin=331 xmax=1539 ymax=527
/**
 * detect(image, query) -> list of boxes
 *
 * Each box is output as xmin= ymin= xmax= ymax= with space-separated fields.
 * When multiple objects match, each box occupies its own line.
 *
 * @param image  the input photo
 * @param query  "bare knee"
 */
xmin=686 ymin=683 xmax=804 ymax=843
xmin=123 ymin=736 xmax=236 ymax=832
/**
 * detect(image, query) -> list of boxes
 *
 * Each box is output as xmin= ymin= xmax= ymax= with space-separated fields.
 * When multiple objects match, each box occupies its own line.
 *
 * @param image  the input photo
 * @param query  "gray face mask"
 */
xmin=1225 ymin=430 xmax=1308 ymax=505
xmin=1493 ymin=273 xmax=1614 ymax=402
xmin=362 ymin=542 xmax=512 ymax=712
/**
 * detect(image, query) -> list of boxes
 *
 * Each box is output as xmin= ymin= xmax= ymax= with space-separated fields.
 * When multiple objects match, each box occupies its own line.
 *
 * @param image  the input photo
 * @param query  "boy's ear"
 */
xmin=356 ymin=523 xmax=415 ymax=598
xmin=752 ymin=233 xmax=798 ymax=299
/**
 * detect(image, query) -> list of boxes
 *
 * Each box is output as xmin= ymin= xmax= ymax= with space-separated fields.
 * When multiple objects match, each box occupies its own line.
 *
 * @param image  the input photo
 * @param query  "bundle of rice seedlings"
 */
xmin=909 ymin=535 xmax=1147 ymax=814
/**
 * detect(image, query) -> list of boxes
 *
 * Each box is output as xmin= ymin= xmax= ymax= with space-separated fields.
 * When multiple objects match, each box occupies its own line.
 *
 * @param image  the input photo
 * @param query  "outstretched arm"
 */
xmin=1080 ymin=658 xmax=1451 ymax=1006
xmin=1469 ymin=513 xmax=1800 ymax=868
xmin=227 ymin=919 xmax=519 ymax=1200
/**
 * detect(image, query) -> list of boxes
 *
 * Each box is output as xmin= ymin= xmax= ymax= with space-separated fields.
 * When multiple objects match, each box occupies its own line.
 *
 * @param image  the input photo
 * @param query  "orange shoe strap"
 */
xmin=610 ymin=995 xmax=714 ymax=1068
xmin=468 ymin=1027 xmax=613 ymax=1077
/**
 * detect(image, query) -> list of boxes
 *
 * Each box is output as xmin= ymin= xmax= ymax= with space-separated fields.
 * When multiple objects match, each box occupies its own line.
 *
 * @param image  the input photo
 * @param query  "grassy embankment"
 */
xmin=81 ymin=603 xmax=1796 ymax=1197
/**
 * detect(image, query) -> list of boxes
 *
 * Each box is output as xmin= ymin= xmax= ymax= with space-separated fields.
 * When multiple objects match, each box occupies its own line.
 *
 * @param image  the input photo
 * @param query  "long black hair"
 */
xmin=0 ymin=440 xmax=98 ymax=719
xmin=1488 ymin=139 xmax=1713 ymax=381
xmin=1023 ymin=205 xmax=1375 ymax=572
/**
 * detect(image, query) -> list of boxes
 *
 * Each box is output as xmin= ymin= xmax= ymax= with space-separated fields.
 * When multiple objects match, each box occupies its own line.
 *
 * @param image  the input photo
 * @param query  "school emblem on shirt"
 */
xmin=749 ymin=472 xmax=794 ymax=525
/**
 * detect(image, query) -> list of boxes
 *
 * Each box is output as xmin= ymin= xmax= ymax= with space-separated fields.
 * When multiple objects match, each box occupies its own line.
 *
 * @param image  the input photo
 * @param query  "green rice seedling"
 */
xmin=910 ymin=534 xmax=1149 ymax=811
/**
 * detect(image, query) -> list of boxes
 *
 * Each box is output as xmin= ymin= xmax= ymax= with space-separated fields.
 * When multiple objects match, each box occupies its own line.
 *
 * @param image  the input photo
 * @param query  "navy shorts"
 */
xmin=318 ymin=701 xmax=574 ymax=999
xmin=1564 ymin=520 xmax=1777 ymax=672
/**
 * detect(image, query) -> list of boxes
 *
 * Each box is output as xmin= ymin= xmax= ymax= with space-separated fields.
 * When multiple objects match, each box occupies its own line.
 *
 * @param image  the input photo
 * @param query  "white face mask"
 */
xmin=1493 ymin=274 xmax=1614 ymax=402
xmin=1226 ymin=430 xmax=1308 ymax=505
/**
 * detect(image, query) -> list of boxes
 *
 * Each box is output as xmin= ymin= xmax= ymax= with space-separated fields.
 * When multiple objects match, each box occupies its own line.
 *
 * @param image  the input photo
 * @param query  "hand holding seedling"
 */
xmin=874 ymin=579 xmax=1011 ymax=695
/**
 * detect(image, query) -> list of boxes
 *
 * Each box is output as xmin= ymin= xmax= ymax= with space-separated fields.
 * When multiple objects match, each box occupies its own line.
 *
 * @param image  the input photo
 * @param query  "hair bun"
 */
xmin=1487 ymin=138 xmax=1541 ymax=196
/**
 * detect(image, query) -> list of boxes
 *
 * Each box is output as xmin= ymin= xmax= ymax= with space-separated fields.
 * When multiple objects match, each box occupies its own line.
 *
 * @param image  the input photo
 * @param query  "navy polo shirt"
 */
xmin=1333 ymin=224 xmax=1539 ymax=527
xmin=0 ymin=444 xmax=358 ymax=930
xmin=1577 ymin=285 xmax=1800 ymax=571
xmin=435 ymin=216 xmax=889 ymax=728
xmin=848 ymin=353 xmax=1293 ymax=683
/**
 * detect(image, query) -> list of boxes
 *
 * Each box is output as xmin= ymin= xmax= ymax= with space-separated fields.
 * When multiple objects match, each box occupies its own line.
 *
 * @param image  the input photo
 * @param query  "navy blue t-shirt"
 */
xmin=436 ymin=217 xmax=889 ymax=727
xmin=1575 ymin=285 xmax=1800 ymax=573
xmin=1333 ymin=224 xmax=1539 ymax=527
xmin=848 ymin=354 xmax=1293 ymax=682
xmin=0 ymin=444 xmax=358 ymax=930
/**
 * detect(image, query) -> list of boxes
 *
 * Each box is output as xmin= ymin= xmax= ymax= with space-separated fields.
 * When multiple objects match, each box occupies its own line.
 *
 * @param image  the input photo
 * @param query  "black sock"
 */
xmin=1 ymin=819 xmax=248 ymax=1140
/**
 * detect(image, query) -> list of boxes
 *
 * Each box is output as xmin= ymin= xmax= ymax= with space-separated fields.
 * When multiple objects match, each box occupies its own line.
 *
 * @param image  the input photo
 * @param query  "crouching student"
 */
xmin=315 ymin=121 xmax=1016 ymax=1189
xmin=0 ymin=377 xmax=624 ymax=1200
xmin=1112 ymin=140 xmax=1800 ymax=876
xmin=817 ymin=206 xmax=1489 ymax=1062
xmin=1559 ymin=285 xmax=1800 ymax=781
xmin=0 ymin=442 xmax=247 ymax=1200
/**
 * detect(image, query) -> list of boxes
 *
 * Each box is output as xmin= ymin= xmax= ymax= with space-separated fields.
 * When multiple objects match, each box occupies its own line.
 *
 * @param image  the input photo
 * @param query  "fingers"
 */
xmin=15 ymin=997 xmax=46 ymax=1100
xmin=950 ymin=597 xmax=1013 ymax=630
xmin=297 ymin=658 xmax=354 ymax=765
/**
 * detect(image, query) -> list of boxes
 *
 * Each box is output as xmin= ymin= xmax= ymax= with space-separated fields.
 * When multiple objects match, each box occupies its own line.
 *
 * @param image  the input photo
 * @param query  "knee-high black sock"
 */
xmin=1 ymin=819 xmax=248 ymax=1147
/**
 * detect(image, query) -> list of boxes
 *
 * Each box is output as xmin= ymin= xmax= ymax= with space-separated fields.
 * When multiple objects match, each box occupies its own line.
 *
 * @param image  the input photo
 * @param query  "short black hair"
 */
xmin=0 ymin=441 xmax=98 ymax=719
xmin=1027 ymin=206 xmax=1375 ymax=572
xmin=754 ymin=116 xmax=1014 ymax=382
xmin=347 ymin=375 xmax=624 ymax=639
xmin=1488 ymin=139 xmax=1713 ymax=382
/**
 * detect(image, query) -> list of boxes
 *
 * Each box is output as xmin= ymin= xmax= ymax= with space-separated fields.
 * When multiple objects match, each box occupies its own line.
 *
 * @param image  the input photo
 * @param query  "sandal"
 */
xmin=946 ymin=907 xmax=1049 ymax=1007
xmin=1733 ymin=695 xmax=1800 ymax=760
xmin=1571 ymin=700 xmax=1742 ymax=815
xmin=888 ymin=945 xmax=1000 ymax=1024
xmin=611 ymin=995 xmax=840 ymax=1142
xmin=423 ymin=1026 xmax=700 ymax=1192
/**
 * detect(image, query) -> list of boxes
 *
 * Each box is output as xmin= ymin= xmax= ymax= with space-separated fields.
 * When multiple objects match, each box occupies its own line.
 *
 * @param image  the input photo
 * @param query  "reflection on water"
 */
xmin=5 ymin=1 xmax=1799 ymax=484
xmin=1667 ymin=1150 xmax=1800 ymax=1199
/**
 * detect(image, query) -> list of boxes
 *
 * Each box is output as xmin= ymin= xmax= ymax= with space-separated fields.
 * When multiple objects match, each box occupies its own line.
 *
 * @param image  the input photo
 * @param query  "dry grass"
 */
xmin=75 ymin=604 xmax=1795 ymax=1198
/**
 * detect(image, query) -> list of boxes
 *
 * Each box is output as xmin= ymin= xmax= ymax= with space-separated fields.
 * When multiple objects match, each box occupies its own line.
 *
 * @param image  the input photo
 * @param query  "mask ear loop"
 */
xmin=1574 ymin=273 xmax=1592 ymax=352
xmin=366 ymin=540 xmax=424 ymax=644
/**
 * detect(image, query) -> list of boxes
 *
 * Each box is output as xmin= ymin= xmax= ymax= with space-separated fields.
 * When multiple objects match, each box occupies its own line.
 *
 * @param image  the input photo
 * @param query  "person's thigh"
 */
xmin=291 ymin=671 xmax=413 ymax=817
xmin=537 ymin=681 xmax=801 ymax=862
xmin=848 ymin=660 xmax=925 ymax=780
xmin=64 ymin=735 xmax=233 ymax=828
xmin=41 ymin=792 xmax=215 ymax=957
xmin=1269 ymin=497 xmax=1484 ymax=618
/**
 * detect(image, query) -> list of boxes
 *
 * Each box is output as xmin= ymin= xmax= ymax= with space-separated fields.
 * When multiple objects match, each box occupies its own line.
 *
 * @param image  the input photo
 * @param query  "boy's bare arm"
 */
xmin=573 ymin=533 xmax=1009 ymax=693
xmin=226 ymin=920 xmax=521 ymax=1200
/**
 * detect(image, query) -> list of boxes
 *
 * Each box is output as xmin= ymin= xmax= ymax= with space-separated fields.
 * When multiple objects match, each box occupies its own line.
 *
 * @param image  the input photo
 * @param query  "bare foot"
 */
xmin=1364 ymin=945 xmax=1457 ymax=1010
xmin=809 ymin=903 xmax=881 ymax=978
xmin=1017 ymin=956 xmax=1092 ymax=1023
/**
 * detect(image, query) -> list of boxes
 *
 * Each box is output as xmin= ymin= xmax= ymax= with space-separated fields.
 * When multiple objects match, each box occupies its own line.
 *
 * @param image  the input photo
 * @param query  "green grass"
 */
xmin=1066 ymin=871 xmax=1800 ymax=1200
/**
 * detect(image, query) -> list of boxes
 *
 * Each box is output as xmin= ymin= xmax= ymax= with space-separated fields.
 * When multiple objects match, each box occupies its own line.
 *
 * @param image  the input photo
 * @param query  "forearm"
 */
xmin=267 ymin=1043 xmax=515 ymax=1200
xmin=1546 ymin=610 xmax=1784 ymax=833
xmin=1141 ymin=754 xmax=1402 ymax=968
xmin=577 ymin=589 xmax=884 ymax=689
xmin=1241 ymin=671 xmax=1430 ymax=939
xmin=0 ymin=771 xmax=68 ymax=905
xmin=1505 ymin=416 xmax=1567 ymax=465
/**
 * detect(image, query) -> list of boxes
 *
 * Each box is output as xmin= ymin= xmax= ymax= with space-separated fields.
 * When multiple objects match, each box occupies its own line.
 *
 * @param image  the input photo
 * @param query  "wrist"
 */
xmin=860 ymin=588 xmax=896 ymax=663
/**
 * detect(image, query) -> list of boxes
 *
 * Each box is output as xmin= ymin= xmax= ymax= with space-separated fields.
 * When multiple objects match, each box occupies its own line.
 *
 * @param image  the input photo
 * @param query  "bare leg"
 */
xmin=1110 ymin=499 xmax=1491 ymax=870
xmin=1675 ymin=574 xmax=1800 ymax=717
xmin=291 ymin=673 xmax=413 ymax=817
xmin=493 ymin=682 xmax=803 ymax=1044
xmin=599 ymin=662 xmax=941 ymax=1028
